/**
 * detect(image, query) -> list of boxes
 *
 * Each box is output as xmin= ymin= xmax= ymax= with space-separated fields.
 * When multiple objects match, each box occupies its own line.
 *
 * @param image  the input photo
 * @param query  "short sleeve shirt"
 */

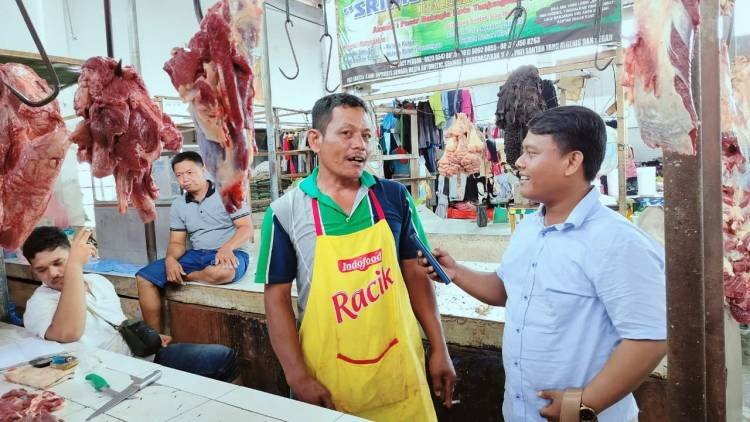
xmin=24 ymin=273 xmax=132 ymax=355
xmin=170 ymin=180 xmax=251 ymax=252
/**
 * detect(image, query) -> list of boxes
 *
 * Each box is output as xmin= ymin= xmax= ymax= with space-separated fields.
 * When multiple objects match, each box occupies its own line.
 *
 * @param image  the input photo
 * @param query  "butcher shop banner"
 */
xmin=337 ymin=0 xmax=621 ymax=85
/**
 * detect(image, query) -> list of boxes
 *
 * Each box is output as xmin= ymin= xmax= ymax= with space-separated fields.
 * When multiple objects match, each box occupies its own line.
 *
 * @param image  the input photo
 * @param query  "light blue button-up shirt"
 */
xmin=496 ymin=187 xmax=666 ymax=421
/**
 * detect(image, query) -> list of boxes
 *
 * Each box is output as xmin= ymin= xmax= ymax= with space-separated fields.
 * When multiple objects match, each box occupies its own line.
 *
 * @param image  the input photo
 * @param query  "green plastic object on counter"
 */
xmin=85 ymin=373 xmax=110 ymax=392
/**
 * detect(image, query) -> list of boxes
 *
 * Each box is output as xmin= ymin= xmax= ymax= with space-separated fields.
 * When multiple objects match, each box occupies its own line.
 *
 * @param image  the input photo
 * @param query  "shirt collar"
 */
xmin=539 ymin=186 xmax=600 ymax=232
xmin=185 ymin=180 xmax=215 ymax=203
xmin=299 ymin=167 xmax=376 ymax=199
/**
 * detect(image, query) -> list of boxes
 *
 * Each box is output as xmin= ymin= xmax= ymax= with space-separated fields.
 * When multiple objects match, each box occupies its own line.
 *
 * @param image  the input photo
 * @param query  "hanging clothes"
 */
xmin=541 ymin=80 xmax=559 ymax=109
xmin=460 ymin=89 xmax=475 ymax=122
xmin=445 ymin=90 xmax=462 ymax=119
xmin=448 ymin=173 xmax=468 ymax=201
xmin=395 ymin=101 xmax=416 ymax=153
xmin=428 ymin=91 xmax=446 ymax=128
xmin=464 ymin=174 xmax=482 ymax=203
xmin=420 ymin=148 xmax=437 ymax=174
xmin=442 ymin=91 xmax=450 ymax=116
xmin=281 ymin=133 xmax=297 ymax=175
xmin=486 ymin=139 xmax=499 ymax=162
xmin=417 ymin=101 xmax=438 ymax=148
xmin=298 ymin=131 xmax=309 ymax=173
xmin=399 ymin=112 xmax=412 ymax=153
xmin=388 ymin=135 xmax=410 ymax=178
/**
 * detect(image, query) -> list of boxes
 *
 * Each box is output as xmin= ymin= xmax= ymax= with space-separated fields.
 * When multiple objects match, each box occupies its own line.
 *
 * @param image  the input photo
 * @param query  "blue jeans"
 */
xmin=154 ymin=343 xmax=238 ymax=382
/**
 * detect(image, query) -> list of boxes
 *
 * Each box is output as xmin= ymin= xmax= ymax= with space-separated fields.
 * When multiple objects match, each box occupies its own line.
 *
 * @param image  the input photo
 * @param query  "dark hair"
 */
xmin=22 ymin=226 xmax=71 ymax=263
xmin=171 ymin=151 xmax=204 ymax=170
xmin=312 ymin=93 xmax=368 ymax=134
xmin=527 ymin=105 xmax=606 ymax=181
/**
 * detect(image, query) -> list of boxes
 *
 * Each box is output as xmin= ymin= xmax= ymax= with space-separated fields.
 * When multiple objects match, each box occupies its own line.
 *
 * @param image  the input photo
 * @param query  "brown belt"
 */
xmin=560 ymin=388 xmax=583 ymax=422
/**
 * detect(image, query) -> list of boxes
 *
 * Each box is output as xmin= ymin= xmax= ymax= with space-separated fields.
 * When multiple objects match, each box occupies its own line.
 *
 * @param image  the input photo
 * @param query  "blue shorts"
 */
xmin=136 ymin=249 xmax=249 ymax=288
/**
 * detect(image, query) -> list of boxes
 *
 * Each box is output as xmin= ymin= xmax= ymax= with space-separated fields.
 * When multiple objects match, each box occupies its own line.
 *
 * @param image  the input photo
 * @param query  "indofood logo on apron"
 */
xmin=332 ymin=249 xmax=395 ymax=324
xmin=337 ymin=249 xmax=383 ymax=272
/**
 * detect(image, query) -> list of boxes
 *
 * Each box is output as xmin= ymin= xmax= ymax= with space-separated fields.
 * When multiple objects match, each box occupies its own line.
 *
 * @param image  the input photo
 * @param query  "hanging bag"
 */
xmin=87 ymin=306 xmax=162 ymax=357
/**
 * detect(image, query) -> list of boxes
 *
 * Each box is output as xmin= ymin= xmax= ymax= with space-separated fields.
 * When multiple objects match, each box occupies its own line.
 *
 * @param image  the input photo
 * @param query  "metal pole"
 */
xmin=698 ymin=1 xmax=726 ymax=420
xmin=0 ymin=255 xmax=9 ymax=323
xmin=124 ymin=0 xmax=158 ymax=263
xmin=127 ymin=0 xmax=142 ymax=72
xmin=261 ymin=5 xmax=279 ymax=200
xmin=103 ymin=0 xmax=114 ymax=58
xmin=144 ymin=223 xmax=157 ymax=263
xmin=664 ymin=1 xmax=726 ymax=418
xmin=664 ymin=154 xmax=707 ymax=420
xmin=614 ymin=48 xmax=628 ymax=216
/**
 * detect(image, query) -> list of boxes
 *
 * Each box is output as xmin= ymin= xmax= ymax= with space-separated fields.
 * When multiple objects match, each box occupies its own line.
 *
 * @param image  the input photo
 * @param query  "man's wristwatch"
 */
xmin=561 ymin=388 xmax=598 ymax=422
xmin=579 ymin=402 xmax=598 ymax=422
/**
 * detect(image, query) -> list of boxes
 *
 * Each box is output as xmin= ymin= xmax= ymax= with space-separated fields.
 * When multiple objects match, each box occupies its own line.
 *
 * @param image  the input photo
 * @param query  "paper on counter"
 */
xmin=0 ymin=338 xmax=64 ymax=370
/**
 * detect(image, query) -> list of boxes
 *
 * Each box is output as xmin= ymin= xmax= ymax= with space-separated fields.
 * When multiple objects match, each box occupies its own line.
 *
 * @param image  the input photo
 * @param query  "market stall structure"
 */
xmin=0 ymin=0 xmax=748 ymax=420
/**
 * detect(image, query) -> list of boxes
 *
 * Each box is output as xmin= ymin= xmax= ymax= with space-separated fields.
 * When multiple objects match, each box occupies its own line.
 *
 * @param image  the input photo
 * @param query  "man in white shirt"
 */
xmin=22 ymin=226 xmax=240 ymax=382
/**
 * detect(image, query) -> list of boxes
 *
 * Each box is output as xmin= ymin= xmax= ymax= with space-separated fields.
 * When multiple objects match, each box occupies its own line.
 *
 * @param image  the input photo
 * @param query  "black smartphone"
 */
xmin=29 ymin=357 xmax=52 ymax=368
xmin=410 ymin=233 xmax=451 ymax=285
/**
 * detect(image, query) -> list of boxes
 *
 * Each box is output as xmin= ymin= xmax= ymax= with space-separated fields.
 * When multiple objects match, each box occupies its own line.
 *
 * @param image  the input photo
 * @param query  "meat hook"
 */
xmin=114 ymin=59 xmax=124 ymax=77
xmin=320 ymin=0 xmax=340 ymax=93
xmin=383 ymin=0 xmax=402 ymax=67
xmin=0 ymin=0 xmax=61 ymax=107
xmin=279 ymin=0 xmax=301 ymax=79
xmin=103 ymin=1 xmax=124 ymax=77
xmin=194 ymin=0 xmax=204 ymax=23
xmin=592 ymin=0 xmax=613 ymax=71
xmin=505 ymin=0 xmax=527 ymax=57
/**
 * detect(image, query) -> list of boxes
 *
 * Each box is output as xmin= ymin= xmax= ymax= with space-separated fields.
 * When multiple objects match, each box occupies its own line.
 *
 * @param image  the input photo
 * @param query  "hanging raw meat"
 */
xmin=495 ymin=65 xmax=547 ymax=168
xmin=70 ymin=56 xmax=182 ymax=223
xmin=0 ymin=63 xmax=69 ymax=250
xmin=164 ymin=0 xmax=261 ymax=213
xmin=720 ymin=46 xmax=750 ymax=323
xmin=622 ymin=0 xmax=700 ymax=155
xmin=732 ymin=55 xmax=750 ymax=128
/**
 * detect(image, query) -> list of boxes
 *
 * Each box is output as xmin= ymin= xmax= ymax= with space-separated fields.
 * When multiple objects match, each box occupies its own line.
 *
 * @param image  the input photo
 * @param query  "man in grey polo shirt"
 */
xmin=136 ymin=151 xmax=253 ymax=332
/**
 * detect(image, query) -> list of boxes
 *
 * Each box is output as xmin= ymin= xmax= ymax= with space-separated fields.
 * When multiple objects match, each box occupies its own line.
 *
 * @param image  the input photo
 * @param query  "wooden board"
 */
xmin=8 ymin=278 xmax=39 ymax=313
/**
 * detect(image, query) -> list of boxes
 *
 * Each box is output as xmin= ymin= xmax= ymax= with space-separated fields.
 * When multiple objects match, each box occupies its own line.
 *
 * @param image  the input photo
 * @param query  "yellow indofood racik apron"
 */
xmin=299 ymin=190 xmax=436 ymax=421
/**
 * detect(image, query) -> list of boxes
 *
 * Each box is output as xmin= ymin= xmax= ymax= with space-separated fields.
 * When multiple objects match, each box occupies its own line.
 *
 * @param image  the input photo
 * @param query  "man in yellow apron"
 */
xmin=257 ymin=94 xmax=455 ymax=420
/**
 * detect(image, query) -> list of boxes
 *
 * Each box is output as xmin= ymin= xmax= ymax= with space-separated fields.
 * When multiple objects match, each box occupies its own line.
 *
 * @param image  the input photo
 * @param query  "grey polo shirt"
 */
xmin=170 ymin=180 xmax=251 ymax=253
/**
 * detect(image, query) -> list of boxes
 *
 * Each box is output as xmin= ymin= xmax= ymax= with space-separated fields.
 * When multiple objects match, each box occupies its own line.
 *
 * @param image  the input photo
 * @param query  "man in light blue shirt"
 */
xmin=420 ymin=106 xmax=666 ymax=421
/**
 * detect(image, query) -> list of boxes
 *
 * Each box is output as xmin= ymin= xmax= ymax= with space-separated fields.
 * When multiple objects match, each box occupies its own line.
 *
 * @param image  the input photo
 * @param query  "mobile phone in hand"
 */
xmin=410 ymin=233 xmax=451 ymax=285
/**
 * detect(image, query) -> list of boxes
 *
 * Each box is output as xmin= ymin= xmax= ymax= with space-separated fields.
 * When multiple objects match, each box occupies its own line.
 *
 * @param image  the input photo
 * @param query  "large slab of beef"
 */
xmin=70 ymin=56 xmax=182 ymax=223
xmin=720 ymin=47 xmax=750 ymax=323
xmin=164 ymin=0 xmax=261 ymax=213
xmin=0 ymin=388 xmax=64 ymax=421
xmin=0 ymin=64 xmax=69 ymax=250
xmin=623 ymin=0 xmax=700 ymax=155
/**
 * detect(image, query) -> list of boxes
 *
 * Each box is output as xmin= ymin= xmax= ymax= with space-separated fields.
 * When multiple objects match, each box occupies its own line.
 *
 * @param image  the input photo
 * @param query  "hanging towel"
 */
xmin=428 ymin=91 xmax=446 ymax=128
xmin=460 ymin=89 xmax=475 ymax=122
